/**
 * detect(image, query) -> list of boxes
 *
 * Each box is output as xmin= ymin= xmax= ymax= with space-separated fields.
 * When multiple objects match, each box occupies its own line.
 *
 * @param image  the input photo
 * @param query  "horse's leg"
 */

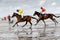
xmin=39 ymin=20 xmax=46 ymax=37
xmin=11 ymin=20 xmax=13 ymax=23
xmin=35 ymin=19 xmax=40 ymax=25
xmin=42 ymin=20 xmax=46 ymax=26
xmin=17 ymin=23 xmax=19 ymax=26
xmin=50 ymin=18 xmax=57 ymax=26
xmin=12 ymin=22 xmax=18 ymax=27
xmin=8 ymin=20 xmax=11 ymax=25
xmin=22 ymin=21 xmax=27 ymax=27
xmin=50 ymin=18 xmax=57 ymax=34
xmin=50 ymin=16 xmax=58 ymax=23
xmin=29 ymin=21 xmax=32 ymax=26
xmin=53 ymin=18 xmax=58 ymax=23
xmin=42 ymin=20 xmax=46 ymax=33
xmin=29 ymin=21 xmax=32 ymax=34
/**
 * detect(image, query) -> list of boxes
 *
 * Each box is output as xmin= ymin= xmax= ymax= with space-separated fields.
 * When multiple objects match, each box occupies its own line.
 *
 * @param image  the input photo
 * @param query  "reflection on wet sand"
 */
xmin=19 ymin=37 xmax=32 ymax=40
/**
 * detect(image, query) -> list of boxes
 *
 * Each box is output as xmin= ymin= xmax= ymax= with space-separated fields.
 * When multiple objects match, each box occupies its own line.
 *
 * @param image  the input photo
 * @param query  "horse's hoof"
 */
xmin=12 ymin=26 xmax=14 ymax=27
xmin=51 ymin=32 xmax=54 ymax=34
xmin=26 ymin=33 xmax=28 ymax=34
xmin=35 ymin=24 xmax=37 ymax=25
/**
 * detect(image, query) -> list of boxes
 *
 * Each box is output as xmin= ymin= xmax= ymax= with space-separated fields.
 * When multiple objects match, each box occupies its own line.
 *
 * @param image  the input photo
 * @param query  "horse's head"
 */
xmin=12 ymin=12 xmax=22 ymax=18
xmin=12 ymin=12 xmax=17 ymax=18
xmin=33 ymin=11 xmax=39 ymax=16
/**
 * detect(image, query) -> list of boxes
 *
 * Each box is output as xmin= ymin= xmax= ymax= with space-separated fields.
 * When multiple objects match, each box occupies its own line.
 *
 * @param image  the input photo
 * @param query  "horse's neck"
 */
xmin=37 ymin=13 xmax=42 ymax=17
xmin=37 ymin=13 xmax=40 ymax=17
xmin=37 ymin=14 xmax=39 ymax=17
xmin=16 ymin=15 xmax=22 ymax=19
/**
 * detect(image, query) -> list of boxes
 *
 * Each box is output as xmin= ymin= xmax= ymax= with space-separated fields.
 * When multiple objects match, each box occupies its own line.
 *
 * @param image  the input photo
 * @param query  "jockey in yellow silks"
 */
xmin=17 ymin=9 xmax=24 ymax=18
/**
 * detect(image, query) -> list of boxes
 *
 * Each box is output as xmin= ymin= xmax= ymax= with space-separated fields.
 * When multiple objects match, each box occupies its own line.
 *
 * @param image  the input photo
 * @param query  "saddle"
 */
xmin=40 ymin=12 xmax=46 ymax=16
xmin=42 ymin=14 xmax=46 ymax=16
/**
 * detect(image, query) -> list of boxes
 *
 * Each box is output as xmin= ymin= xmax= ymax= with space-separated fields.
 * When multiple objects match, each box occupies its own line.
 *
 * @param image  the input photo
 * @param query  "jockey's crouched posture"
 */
xmin=40 ymin=6 xmax=46 ymax=16
xmin=17 ymin=9 xmax=24 ymax=18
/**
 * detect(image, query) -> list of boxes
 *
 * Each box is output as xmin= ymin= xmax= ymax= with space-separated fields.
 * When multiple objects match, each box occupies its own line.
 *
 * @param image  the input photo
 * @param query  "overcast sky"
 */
xmin=0 ymin=0 xmax=60 ymax=17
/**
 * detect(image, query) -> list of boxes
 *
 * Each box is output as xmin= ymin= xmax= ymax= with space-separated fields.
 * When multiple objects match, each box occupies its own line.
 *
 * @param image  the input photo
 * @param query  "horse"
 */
xmin=33 ymin=11 xmax=60 ymax=34
xmin=8 ymin=15 xmax=13 ymax=25
xmin=12 ymin=12 xmax=38 ymax=28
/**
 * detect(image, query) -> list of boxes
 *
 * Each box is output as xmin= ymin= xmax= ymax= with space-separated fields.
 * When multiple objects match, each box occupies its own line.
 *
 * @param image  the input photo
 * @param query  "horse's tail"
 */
xmin=31 ymin=16 xmax=38 ymax=21
xmin=52 ymin=14 xmax=60 ymax=18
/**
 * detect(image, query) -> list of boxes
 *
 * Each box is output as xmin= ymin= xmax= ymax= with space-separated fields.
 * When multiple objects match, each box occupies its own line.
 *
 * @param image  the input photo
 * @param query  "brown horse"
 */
xmin=33 ymin=11 xmax=60 ymax=25
xmin=12 ymin=12 xmax=38 ymax=28
xmin=33 ymin=11 xmax=60 ymax=34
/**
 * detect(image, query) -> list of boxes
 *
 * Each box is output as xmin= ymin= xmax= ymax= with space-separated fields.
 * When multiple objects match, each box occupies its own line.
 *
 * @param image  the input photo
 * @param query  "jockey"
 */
xmin=17 ymin=9 xmax=24 ymax=18
xmin=40 ymin=6 xmax=46 ymax=16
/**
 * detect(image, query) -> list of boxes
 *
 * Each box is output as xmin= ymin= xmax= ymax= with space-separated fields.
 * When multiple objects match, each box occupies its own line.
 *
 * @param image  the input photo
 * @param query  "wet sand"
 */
xmin=0 ymin=15 xmax=60 ymax=40
xmin=19 ymin=37 xmax=32 ymax=40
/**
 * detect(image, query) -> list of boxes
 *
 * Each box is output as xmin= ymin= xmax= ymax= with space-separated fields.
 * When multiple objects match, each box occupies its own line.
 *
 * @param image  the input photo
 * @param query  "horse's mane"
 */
xmin=14 ymin=13 xmax=21 ymax=16
xmin=13 ymin=12 xmax=22 ymax=17
xmin=35 ymin=11 xmax=42 ymax=15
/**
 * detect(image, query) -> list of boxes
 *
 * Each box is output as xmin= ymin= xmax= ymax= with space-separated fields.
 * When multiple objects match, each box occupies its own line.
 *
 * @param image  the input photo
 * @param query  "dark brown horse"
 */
xmin=33 ymin=11 xmax=60 ymax=25
xmin=12 ymin=12 xmax=38 ymax=28
xmin=33 ymin=11 xmax=60 ymax=34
